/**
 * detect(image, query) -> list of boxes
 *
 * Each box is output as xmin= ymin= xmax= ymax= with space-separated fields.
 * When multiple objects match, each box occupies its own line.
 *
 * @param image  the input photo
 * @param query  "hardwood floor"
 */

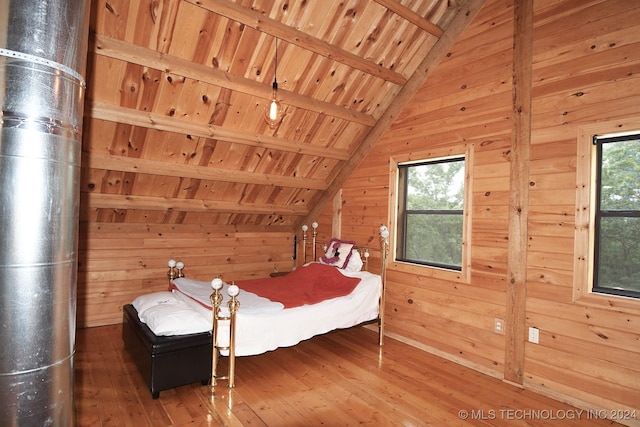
xmin=74 ymin=324 xmax=621 ymax=426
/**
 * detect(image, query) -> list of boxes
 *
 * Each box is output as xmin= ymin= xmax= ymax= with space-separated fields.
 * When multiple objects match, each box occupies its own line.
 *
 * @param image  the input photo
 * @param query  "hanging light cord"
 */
xmin=272 ymin=38 xmax=279 ymax=90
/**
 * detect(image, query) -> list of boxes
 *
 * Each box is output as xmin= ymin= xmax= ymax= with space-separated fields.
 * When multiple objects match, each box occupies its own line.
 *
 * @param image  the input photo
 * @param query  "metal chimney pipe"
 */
xmin=0 ymin=0 xmax=89 ymax=425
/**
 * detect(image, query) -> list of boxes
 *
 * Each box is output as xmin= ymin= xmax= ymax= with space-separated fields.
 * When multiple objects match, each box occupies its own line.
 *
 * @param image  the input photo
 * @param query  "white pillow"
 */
xmin=141 ymin=303 xmax=211 ymax=336
xmin=132 ymin=291 xmax=211 ymax=336
xmin=132 ymin=291 xmax=177 ymax=316
xmin=344 ymin=249 xmax=364 ymax=272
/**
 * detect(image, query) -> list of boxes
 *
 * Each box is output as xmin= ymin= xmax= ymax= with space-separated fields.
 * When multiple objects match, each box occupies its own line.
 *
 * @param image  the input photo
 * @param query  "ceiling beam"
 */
xmin=87 ymin=101 xmax=351 ymax=161
xmin=92 ymin=35 xmax=376 ymax=127
xmin=87 ymin=153 xmax=329 ymax=191
xmin=84 ymin=193 xmax=309 ymax=215
xmin=298 ymin=0 xmax=487 ymax=228
xmin=372 ymin=0 xmax=444 ymax=37
xmin=185 ymin=0 xmax=409 ymax=86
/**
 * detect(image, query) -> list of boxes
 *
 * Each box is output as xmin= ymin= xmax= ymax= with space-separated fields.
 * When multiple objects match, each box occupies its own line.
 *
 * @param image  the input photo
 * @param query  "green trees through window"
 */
xmin=397 ymin=157 xmax=465 ymax=270
xmin=594 ymin=135 xmax=640 ymax=297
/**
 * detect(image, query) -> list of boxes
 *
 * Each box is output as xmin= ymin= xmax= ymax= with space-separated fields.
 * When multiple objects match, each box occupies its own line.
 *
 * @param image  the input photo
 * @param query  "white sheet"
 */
xmin=171 ymin=277 xmax=284 ymax=315
xmin=139 ymin=266 xmax=382 ymax=356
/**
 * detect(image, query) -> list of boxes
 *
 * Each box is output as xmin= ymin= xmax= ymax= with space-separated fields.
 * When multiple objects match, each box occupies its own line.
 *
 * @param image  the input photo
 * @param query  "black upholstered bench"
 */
xmin=122 ymin=304 xmax=212 ymax=398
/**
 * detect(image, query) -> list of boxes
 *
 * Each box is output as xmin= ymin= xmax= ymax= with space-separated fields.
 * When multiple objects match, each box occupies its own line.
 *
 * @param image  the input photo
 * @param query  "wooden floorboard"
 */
xmin=74 ymin=324 xmax=621 ymax=426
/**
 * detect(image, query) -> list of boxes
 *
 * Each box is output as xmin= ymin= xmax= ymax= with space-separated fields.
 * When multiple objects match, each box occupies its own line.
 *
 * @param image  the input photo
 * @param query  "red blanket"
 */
xmin=235 ymin=263 xmax=361 ymax=309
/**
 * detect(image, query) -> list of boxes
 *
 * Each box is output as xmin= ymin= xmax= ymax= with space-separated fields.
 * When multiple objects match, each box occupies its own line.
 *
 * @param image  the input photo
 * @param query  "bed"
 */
xmin=122 ymin=226 xmax=390 ymax=396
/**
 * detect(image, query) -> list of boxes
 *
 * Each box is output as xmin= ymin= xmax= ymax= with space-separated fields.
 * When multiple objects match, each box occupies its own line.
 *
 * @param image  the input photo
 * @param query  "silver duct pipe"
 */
xmin=0 ymin=0 xmax=89 ymax=425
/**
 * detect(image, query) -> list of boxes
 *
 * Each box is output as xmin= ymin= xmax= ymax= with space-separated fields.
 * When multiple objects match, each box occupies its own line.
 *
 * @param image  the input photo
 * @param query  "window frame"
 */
xmin=396 ymin=157 xmax=465 ymax=271
xmin=574 ymin=119 xmax=640 ymax=311
xmin=388 ymin=145 xmax=473 ymax=284
xmin=591 ymin=133 xmax=640 ymax=299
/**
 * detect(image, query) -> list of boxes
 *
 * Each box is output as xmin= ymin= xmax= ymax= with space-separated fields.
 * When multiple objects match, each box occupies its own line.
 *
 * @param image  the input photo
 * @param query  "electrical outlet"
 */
xmin=494 ymin=318 xmax=505 ymax=334
xmin=528 ymin=327 xmax=539 ymax=344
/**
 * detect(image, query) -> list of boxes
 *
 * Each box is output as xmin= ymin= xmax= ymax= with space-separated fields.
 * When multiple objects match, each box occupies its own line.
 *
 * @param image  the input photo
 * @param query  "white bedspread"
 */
xmin=171 ymin=277 xmax=284 ymax=315
xmin=134 ymin=265 xmax=382 ymax=356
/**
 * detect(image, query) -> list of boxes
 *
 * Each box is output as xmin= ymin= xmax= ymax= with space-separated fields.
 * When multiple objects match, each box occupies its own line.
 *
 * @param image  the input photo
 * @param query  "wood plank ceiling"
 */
xmin=83 ymin=0 xmax=483 ymax=227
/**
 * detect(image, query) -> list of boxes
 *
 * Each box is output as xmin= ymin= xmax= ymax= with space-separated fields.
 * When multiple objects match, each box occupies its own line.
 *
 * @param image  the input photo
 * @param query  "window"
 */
xmin=592 ymin=133 xmax=640 ymax=298
xmin=396 ymin=156 xmax=466 ymax=271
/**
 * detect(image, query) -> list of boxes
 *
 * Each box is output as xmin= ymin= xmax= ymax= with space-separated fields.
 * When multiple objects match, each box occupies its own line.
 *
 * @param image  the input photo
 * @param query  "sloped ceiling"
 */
xmin=83 ymin=0 xmax=484 ymax=228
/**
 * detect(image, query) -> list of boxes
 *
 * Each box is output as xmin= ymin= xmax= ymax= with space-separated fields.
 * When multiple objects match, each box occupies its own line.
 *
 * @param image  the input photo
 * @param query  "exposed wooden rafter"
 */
xmin=184 ymin=0 xmax=409 ymax=85
xmin=372 ymin=0 xmax=445 ymax=36
xmin=88 ymin=101 xmax=350 ymax=160
xmin=92 ymin=35 xmax=376 ymax=127
xmin=87 ymin=152 xmax=329 ymax=190
xmin=85 ymin=193 xmax=309 ymax=215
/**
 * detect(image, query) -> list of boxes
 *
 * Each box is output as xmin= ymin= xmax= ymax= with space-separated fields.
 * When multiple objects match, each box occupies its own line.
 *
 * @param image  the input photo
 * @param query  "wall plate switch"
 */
xmin=528 ymin=327 xmax=539 ymax=344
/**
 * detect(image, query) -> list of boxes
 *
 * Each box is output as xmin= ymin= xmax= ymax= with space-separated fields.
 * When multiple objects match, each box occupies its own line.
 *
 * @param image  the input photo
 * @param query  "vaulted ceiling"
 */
xmin=83 ymin=0 xmax=484 ymax=228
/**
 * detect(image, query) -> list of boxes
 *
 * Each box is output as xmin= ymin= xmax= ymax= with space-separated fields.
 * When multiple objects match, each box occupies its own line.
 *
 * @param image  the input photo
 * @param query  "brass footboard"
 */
xmin=209 ymin=279 xmax=240 ymax=388
xmin=378 ymin=225 xmax=390 ymax=346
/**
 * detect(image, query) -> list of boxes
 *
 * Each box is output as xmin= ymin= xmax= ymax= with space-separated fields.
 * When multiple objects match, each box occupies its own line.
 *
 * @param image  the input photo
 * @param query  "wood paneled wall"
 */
xmin=77 ymin=217 xmax=378 ymax=328
xmin=525 ymin=0 xmax=640 ymax=417
xmin=77 ymin=223 xmax=295 ymax=327
xmin=336 ymin=0 xmax=640 ymax=422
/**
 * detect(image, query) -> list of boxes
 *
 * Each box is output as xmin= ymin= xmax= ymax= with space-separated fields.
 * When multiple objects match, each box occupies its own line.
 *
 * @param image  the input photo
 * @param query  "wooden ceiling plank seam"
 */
xmin=238 ymin=145 xmax=262 ymax=177
xmin=86 ymin=152 xmax=328 ymax=190
xmin=182 ymin=81 xmax=224 ymax=125
xmin=119 ymin=62 xmax=144 ymax=109
xmin=388 ymin=25 xmax=439 ymax=78
xmin=167 ymin=1 xmax=220 ymax=63
xmin=91 ymin=34 xmax=376 ymax=126
xmin=219 ymin=15 xmax=249 ymax=75
xmin=148 ymin=70 xmax=188 ymax=119
xmin=245 ymin=32 xmax=272 ymax=84
xmin=87 ymin=101 xmax=350 ymax=160
xmin=131 ymin=0 xmax=158 ymax=47
xmin=323 ymin=1 xmax=381 ymax=61
xmin=195 ymin=135 xmax=217 ymax=168
xmin=172 ymin=76 xmax=202 ymax=121
xmin=154 ymin=0 xmax=181 ymax=54
xmin=127 ymin=126 xmax=148 ymax=159
xmin=206 ymin=86 xmax=233 ymax=126
xmin=304 ymin=0 xmax=349 ymax=48
xmin=364 ymin=11 xmax=424 ymax=73
xmin=179 ymin=176 xmax=204 ymax=203
xmin=84 ymin=192 xmax=310 ymax=215
xmin=184 ymin=0 xmax=409 ymax=85
xmin=191 ymin=8 xmax=226 ymax=65
xmin=84 ymin=55 xmax=125 ymax=104
xmin=131 ymin=171 xmax=173 ymax=199
xmin=96 ymin=0 xmax=130 ymax=39
xmin=349 ymin=6 xmax=398 ymax=67
xmin=137 ymin=67 xmax=163 ymax=114
xmin=297 ymin=0 xmax=488 ymax=228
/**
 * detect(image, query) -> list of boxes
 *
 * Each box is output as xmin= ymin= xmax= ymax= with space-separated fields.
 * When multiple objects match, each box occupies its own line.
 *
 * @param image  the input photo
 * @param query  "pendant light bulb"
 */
xmin=268 ymin=79 xmax=281 ymax=123
xmin=265 ymin=38 xmax=283 ymax=129
xmin=269 ymin=99 xmax=279 ymax=121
